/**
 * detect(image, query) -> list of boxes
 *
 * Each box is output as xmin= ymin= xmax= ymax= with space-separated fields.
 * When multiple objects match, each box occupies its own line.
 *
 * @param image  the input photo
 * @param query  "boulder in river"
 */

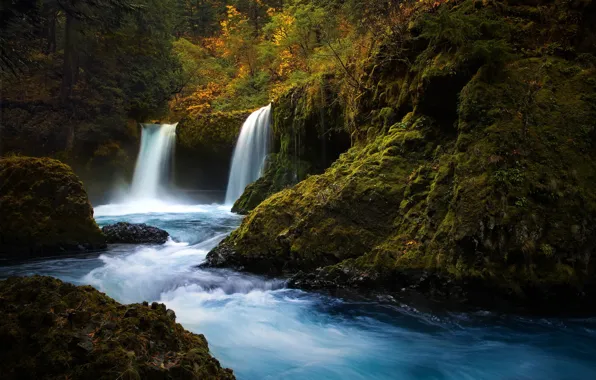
xmin=102 ymin=222 xmax=170 ymax=244
xmin=0 ymin=275 xmax=235 ymax=379
xmin=0 ymin=156 xmax=106 ymax=258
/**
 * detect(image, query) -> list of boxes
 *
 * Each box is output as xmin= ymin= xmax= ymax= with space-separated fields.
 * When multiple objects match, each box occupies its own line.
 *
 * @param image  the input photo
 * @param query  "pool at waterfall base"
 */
xmin=1 ymin=203 xmax=595 ymax=380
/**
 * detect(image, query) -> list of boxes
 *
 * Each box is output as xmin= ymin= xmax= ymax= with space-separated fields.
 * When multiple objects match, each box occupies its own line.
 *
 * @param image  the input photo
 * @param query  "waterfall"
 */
xmin=130 ymin=123 xmax=178 ymax=200
xmin=225 ymin=105 xmax=272 ymax=204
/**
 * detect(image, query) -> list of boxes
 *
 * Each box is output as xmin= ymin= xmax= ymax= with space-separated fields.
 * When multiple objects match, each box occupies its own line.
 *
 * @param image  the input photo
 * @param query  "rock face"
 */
xmin=0 ymin=156 xmax=106 ymax=257
xmin=231 ymin=82 xmax=351 ymax=214
xmin=0 ymin=276 xmax=235 ymax=379
xmin=102 ymin=223 xmax=170 ymax=244
xmin=231 ymin=154 xmax=311 ymax=215
xmin=175 ymin=111 xmax=251 ymax=193
xmin=206 ymin=1 xmax=596 ymax=312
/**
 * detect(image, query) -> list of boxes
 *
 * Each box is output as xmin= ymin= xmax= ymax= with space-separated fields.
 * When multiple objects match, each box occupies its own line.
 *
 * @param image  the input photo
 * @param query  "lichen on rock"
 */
xmin=0 ymin=156 xmax=106 ymax=257
xmin=0 ymin=276 xmax=234 ymax=379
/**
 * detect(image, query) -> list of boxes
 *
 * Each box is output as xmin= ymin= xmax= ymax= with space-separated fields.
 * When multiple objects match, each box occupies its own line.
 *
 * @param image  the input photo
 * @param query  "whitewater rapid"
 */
xmin=1 ymin=204 xmax=596 ymax=379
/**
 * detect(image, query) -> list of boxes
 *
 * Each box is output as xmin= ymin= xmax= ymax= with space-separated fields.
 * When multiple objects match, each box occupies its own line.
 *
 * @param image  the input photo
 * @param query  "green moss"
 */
xmin=0 ymin=276 xmax=234 ymax=379
xmin=177 ymin=110 xmax=252 ymax=154
xmin=232 ymin=153 xmax=312 ymax=214
xmin=206 ymin=0 xmax=596 ymax=310
xmin=0 ymin=156 xmax=106 ymax=257
xmin=231 ymin=77 xmax=350 ymax=214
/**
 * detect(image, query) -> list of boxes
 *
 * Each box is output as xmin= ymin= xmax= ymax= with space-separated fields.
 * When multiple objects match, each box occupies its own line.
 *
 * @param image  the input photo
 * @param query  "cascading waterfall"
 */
xmin=130 ymin=123 xmax=178 ymax=200
xmin=225 ymin=104 xmax=272 ymax=204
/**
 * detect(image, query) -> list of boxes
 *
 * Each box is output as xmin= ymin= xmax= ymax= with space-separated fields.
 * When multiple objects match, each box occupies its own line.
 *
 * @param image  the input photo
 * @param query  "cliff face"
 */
xmin=207 ymin=0 xmax=596 ymax=311
xmin=0 ymin=156 xmax=106 ymax=257
xmin=0 ymin=276 xmax=234 ymax=379
xmin=174 ymin=111 xmax=251 ymax=193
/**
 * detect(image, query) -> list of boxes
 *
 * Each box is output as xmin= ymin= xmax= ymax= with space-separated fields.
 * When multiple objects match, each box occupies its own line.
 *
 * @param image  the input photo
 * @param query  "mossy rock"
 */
xmin=0 ymin=156 xmax=106 ymax=257
xmin=205 ymin=0 xmax=596 ymax=311
xmin=0 ymin=276 xmax=235 ymax=379
xmin=176 ymin=110 xmax=252 ymax=154
xmin=231 ymin=78 xmax=351 ymax=214
xmin=231 ymin=154 xmax=311 ymax=214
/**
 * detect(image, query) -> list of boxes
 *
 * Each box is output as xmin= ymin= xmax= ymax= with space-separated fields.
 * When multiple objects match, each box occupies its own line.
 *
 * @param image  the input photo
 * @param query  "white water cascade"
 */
xmin=130 ymin=123 xmax=178 ymax=200
xmin=225 ymin=104 xmax=272 ymax=204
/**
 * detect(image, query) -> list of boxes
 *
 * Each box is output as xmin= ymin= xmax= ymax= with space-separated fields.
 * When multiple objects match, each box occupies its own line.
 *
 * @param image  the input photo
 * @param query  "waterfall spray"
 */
xmin=225 ymin=105 xmax=272 ymax=204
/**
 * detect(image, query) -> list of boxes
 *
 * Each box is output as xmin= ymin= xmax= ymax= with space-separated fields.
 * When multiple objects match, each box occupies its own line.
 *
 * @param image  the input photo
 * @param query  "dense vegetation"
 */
xmin=2 ymin=0 xmax=407 ymax=197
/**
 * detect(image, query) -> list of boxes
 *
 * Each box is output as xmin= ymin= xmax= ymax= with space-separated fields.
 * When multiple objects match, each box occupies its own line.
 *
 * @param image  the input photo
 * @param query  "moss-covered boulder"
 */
xmin=0 ymin=276 xmax=234 ymax=379
xmin=0 ymin=157 xmax=106 ymax=257
xmin=206 ymin=1 xmax=596 ymax=311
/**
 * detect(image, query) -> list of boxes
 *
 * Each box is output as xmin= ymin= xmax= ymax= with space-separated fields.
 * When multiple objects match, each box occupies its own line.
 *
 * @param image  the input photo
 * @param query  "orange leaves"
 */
xmin=181 ymin=82 xmax=222 ymax=115
xmin=202 ymin=37 xmax=225 ymax=56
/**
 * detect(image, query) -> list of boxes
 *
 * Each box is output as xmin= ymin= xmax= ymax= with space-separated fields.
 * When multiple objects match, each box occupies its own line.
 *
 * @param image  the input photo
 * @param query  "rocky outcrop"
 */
xmin=0 ymin=276 xmax=234 ymax=379
xmin=0 ymin=156 xmax=106 ymax=257
xmin=206 ymin=0 xmax=596 ymax=312
xmin=231 ymin=80 xmax=351 ymax=214
xmin=102 ymin=223 xmax=170 ymax=244
xmin=175 ymin=111 xmax=251 ymax=192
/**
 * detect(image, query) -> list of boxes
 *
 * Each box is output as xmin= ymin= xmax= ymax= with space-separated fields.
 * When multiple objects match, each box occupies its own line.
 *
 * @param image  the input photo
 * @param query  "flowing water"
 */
xmin=1 ymin=205 xmax=596 ymax=380
xmin=225 ymin=105 xmax=272 ymax=204
xmin=130 ymin=123 xmax=178 ymax=200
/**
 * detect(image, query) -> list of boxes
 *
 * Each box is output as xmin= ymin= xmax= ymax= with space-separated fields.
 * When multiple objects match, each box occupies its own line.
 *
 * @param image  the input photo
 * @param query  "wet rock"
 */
xmin=102 ymin=222 xmax=169 ymax=244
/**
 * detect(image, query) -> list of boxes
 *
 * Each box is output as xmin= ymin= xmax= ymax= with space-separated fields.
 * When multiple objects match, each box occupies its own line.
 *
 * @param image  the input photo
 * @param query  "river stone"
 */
xmin=102 ymin=222 xmax=169 ymax=244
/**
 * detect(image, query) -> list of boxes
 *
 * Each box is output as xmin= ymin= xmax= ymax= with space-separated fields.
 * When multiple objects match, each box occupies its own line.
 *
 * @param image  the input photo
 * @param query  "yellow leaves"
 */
xmin=237 ymin=64 xmax=251 ymax=78
xmin=221 ymin=5 xmax=248 ymax=37
xmin=203 ymin=37 xmax=225 ymax=55
xmin=176 ymin=82 xmax=223 ymax=116
xmin=276 ymin=49 xmax=293 ymax=77
xmin=225 ymin=5 xmax=241 ymax=18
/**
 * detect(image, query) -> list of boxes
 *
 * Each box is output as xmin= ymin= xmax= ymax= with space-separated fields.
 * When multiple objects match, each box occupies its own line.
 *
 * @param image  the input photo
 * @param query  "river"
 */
xmin=1 ymin=202 xmax=595 ymax=379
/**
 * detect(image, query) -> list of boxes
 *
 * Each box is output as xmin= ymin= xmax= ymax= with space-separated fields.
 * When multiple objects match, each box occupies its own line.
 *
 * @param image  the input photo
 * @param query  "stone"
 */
xmin=102 ymin=222 xmax=169 ymax=244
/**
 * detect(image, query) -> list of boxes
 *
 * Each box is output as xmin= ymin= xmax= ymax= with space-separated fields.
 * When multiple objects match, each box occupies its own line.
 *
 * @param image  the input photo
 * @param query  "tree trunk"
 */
xmin=60 ymin=13 xmax=80 ymax=103
xmin=46 ymin=11 xmax=57 ymax=54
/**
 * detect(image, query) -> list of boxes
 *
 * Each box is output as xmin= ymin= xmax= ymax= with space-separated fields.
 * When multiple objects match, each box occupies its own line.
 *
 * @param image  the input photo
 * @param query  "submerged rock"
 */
xmin=0 ymin=156 xmax=106 ymax=257
xmin=102 ymin=222 xmax=169 ymax=244
xmin=0 ymin=276 xmax=235 ymax=379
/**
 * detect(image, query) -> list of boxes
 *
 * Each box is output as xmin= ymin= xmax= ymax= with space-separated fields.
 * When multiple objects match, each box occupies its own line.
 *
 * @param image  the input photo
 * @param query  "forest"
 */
xmin=1 ymin=0 xmax=596 ymax=379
